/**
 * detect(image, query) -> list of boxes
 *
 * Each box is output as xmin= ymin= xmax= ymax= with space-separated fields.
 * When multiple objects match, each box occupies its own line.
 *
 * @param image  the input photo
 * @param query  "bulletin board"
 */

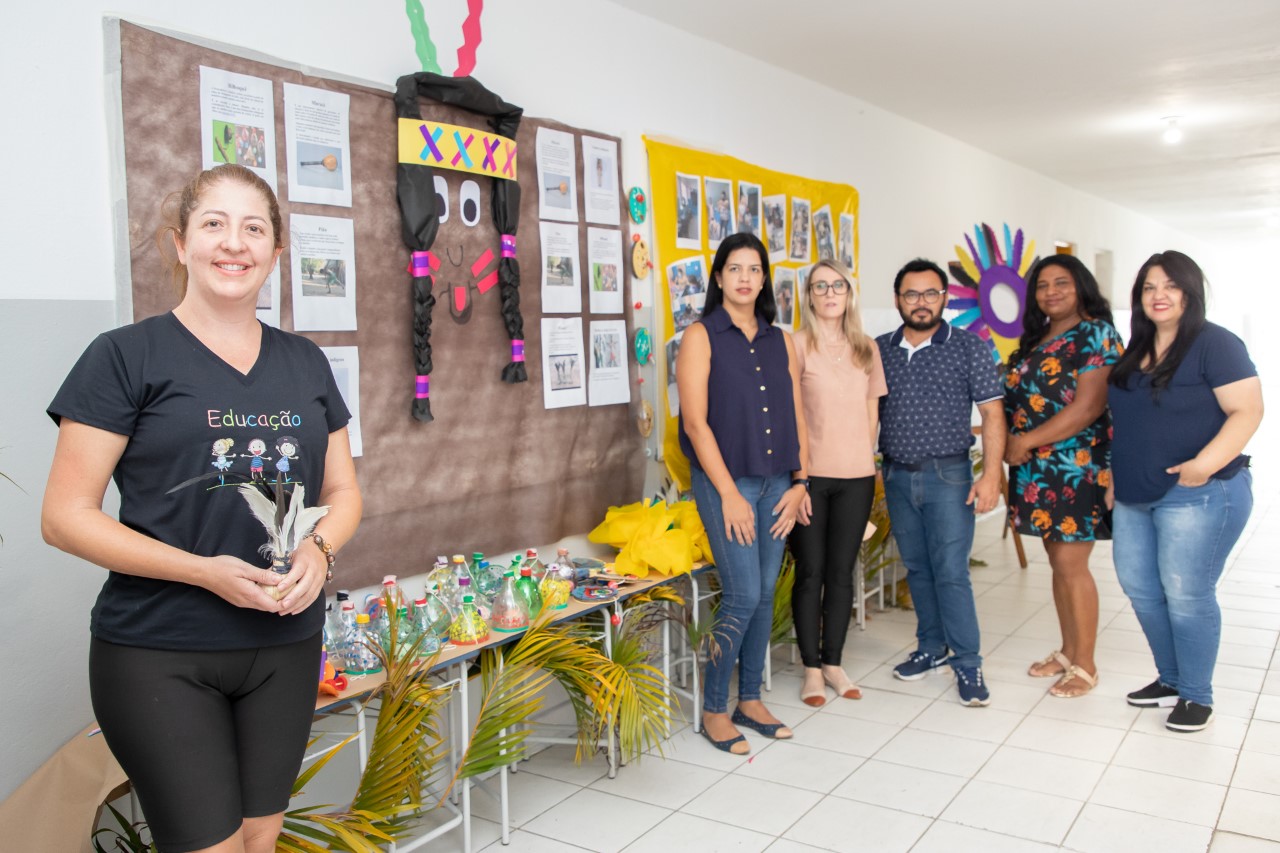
xmin=115 ymin=22 xmax=643 ymax=588
xmin=644 ymin=137 xmax=859 ymax=490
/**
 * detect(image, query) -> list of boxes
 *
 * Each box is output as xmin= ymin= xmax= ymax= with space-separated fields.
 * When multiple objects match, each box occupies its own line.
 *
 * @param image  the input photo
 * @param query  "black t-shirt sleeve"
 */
xmin=48 ymin=333 xmax=141 ymax=436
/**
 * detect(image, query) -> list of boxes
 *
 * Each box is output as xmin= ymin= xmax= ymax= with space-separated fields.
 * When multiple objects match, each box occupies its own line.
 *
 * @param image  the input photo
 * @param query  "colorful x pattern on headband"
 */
xmin=398 ymin=118 xmax=518 ymax=180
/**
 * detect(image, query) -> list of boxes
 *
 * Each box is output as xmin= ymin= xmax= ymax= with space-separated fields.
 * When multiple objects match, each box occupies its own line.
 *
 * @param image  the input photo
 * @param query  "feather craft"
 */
xmin=238 ymin=483 xmax=330 ymax=600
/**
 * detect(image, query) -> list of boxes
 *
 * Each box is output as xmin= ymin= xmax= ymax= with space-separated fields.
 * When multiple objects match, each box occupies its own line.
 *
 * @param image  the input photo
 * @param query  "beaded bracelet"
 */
xmin=311 ymin=533 xmax=336 ymax=583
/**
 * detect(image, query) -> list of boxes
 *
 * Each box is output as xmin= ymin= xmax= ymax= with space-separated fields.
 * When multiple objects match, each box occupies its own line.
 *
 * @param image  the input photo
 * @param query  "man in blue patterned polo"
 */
xmin=877 ymin=258 xmax=1007 ymax=706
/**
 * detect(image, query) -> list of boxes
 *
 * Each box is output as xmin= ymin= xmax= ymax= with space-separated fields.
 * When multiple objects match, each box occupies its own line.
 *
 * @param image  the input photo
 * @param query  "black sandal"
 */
xmin=699 ymin=725 xmax=748 ymax=753
xmin=731 ymin=707 xmax=792 ymax=739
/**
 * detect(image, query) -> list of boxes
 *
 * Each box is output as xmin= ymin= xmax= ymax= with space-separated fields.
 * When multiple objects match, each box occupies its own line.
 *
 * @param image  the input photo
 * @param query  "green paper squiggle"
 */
xmin=405 ymin=0 xmax=443 ymax=74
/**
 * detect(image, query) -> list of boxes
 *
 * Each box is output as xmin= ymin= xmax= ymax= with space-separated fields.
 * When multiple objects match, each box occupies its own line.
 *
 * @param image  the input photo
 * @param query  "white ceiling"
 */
xmin=606 ymin=0 xmax=1280 ymax=241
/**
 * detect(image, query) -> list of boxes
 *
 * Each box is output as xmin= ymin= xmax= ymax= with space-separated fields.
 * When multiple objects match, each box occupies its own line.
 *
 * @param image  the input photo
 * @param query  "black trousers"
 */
xmin=788 ymin=475 xmax=876 ymax=667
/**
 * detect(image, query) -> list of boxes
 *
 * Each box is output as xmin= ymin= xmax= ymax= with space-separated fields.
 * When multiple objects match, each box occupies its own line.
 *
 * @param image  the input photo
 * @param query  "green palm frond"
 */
xmin=771 ymin=549 xmax=796 ymax=644
xmin=605 ymin=610 xmax=673 ymax=761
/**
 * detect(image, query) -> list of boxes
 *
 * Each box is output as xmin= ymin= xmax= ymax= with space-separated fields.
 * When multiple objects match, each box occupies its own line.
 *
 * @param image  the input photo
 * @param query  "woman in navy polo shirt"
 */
xmin=677 ymin=232 xmax=809 ymax=754
xmin=1107 ymin=250 xmax=1262 ymax=733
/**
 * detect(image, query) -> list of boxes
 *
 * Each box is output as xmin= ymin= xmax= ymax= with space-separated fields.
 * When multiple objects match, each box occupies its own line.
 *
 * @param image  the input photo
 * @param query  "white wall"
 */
xmin=0 ymin=0 xmax=1251 ymax=801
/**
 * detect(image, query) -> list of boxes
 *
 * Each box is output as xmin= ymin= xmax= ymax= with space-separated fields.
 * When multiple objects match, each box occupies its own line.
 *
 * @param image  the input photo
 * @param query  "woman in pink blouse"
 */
xmin=790 ymin=260 xmax=888 ymax=705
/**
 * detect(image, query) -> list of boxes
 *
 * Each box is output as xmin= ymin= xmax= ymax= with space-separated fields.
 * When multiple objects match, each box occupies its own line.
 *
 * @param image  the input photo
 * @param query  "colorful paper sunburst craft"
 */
xmin=946 ymin=223 xmax=1038 ymax=364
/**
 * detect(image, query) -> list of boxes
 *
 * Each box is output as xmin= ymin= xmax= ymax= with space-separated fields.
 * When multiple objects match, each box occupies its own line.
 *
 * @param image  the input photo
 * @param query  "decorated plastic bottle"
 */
xmin=450 ymin=554 xmax=472 ymax=591
xmin=539 ymin=571 xmax=572 ymax=610
xmin=471 ymin=551 xmax=485 ymax=576
xmin=522 ymin=548 xmax=546 ymax=579
xmin=422 ymin=583 xmax=455 ymax=639
xmin=490 ymin=571 xmax=530 ymax=632
xmin=412 ymin=598 xmax=442 ymax=657
xmin=337 ymin=598 xmax=359 ymax=669
xmin=449 ymin=593 xmax=490 ymax=645
xmin=552 ymin=548 xmax=576 ymax=586
xmin=382 ymin=575 xmax=407 ymax=611
xmin=473 ymin=559 xmax=504 ymax=604
xmin=347 ymin=613 xmax=383 ymax=675
xmin=426 ymin=557 xmax=453 ymax=602
xmin=514 ymin=565 xmax=544 ymax=618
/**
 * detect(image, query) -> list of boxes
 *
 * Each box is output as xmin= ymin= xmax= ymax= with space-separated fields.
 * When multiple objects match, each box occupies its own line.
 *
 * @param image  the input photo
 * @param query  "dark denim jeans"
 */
xmin=883 ymin=456 xmax=982 ymax=669
xmin=1113 ymin=471 xmax=1253 ymax=706
xmin=691 ymin=467 xmax=790 ymax=714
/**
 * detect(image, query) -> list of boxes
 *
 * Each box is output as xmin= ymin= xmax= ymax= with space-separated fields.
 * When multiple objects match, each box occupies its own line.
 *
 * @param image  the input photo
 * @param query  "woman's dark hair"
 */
xmin=1008 ymin=256 xmax=1113 ymax=366
xmin=702 ymin=232 xmax=777 ymax=325
xmin=1110 ymin=250 xmax=1208 ymax=392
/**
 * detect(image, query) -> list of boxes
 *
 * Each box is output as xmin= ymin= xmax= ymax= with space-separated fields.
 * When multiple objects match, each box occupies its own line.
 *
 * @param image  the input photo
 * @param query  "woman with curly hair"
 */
xmin=1003 ymin=255 xmax=1122 ymax=698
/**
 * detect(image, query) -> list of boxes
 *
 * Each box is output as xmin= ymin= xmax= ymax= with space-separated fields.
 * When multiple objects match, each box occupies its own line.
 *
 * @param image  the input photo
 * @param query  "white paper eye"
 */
xmin=460 ymin=180 xmax=481 ymax=227
xmin=434 ymin=175 xmax=450 ymax=223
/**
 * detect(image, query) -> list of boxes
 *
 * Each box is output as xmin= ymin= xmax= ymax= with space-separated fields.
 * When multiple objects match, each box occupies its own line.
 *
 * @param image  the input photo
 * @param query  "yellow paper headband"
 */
xmin=397 ymin=118 xmax=518 ymax=181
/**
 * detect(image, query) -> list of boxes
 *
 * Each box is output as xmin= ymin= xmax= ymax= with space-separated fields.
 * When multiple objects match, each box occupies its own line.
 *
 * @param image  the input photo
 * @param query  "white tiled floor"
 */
xmin=461 ymin=488 xmax=1280 ymax=852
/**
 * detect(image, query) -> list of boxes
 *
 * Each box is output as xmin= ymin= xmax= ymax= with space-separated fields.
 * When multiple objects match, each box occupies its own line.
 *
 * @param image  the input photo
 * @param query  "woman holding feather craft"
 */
xmin=42 ymin=164 xmax=362 ymax=853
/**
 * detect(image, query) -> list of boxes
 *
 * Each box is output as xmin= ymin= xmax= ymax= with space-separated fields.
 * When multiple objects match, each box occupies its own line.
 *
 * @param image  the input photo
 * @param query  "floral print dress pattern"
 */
xmin=1004 ymin=319 xmax=1124 ymax=542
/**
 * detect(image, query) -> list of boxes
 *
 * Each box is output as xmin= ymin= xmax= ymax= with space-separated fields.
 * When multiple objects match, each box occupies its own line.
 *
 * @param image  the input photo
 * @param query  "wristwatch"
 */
xmin=791 ymin=478 xmax=810 ymax=490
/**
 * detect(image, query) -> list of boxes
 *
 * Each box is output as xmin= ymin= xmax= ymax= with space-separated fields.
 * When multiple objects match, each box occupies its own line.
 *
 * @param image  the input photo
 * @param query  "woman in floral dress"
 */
xmin=1004 ymin=255 xmax=1123 ymax=698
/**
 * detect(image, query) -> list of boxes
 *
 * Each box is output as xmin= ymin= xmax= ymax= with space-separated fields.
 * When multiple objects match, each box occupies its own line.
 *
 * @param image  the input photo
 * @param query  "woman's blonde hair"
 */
xmin=155 ymin=164 xmax=284 ymax=299
xmin=799 ymin=259 xmax=875 ymax=372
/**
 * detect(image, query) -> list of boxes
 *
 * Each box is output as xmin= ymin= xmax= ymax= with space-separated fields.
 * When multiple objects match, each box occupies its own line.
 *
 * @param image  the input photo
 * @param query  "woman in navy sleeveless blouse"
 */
xmin=678 ymin=233 xmax=809 ymax=754
xmin=1107 ymin=251 xmax=1262 ymax=733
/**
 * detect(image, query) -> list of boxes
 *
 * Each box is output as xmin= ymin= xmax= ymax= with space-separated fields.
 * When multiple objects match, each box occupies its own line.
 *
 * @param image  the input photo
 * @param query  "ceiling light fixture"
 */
xmin=1162 ymin=116 xmax=1183 ymax=145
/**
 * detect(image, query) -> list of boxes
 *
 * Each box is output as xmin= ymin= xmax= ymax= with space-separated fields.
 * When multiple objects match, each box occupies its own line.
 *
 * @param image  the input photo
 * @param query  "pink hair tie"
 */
xmin=511 ymin=340 xmax=525 ymax=362
xmin=415 ymin=375 xmax=430 ymax=398
xmin=408 ymin=251 xmax=440 ymax=276
xmin=501 ymin=234 xmax=517 ymax=258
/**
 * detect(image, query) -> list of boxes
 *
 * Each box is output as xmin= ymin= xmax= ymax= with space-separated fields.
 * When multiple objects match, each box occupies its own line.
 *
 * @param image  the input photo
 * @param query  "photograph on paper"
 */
xmin=665 ymin=332 xmax=684 ymax=416
xmin=796 ymin=264 xmax=813 ymax=324
xmin=675 ymin=173 xmax=702 ymax=250
xmin=667 ymin=256 xmax=708 ymax=334
xmin=763 ymin=194 xmax=787 ymax=262
xmin=540 ymin=221 xmax=582 ymax=313
xmin=789 ymin=197 xmax=811 ymax=263
xmin=536 ymin=127 xmax=579 ymax=221
xmin=839 ymin=213 xmax=856 ymax=271
xmin=737 ymin=181 xmax=761 ymax=239
xmin=773 ymin=267 xmax=796 ymax=329
xmin=541 ymin=317 xmax=587 ymax=409
xmin=582 ymin=135 xmax=620 ymax=225
xmin=289 ymin=214 xmax=357 ymax=331
xmin=588 ymin=320 xmax=630 ymax=407
xmin=200 ymin=66 xmax=277 ymax=188
xmin=321 ymin=346 xmax=363 ymax=457
xmin=283 ymin=82 xmax=352 ymax=207
xmin=587 ymin=226 xmax=624 ymax=314
xmin=813 ymin=205 xmax=836 ymax=262
xmin=704 ymin=177 xmax=735 ymax=249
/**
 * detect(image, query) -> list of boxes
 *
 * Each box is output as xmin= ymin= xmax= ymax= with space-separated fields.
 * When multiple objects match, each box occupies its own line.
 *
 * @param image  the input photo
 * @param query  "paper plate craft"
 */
xmin=633 ymin=327 xmax=652 ymax=365
xmin=395 ymin=72 xmax=527 ymax=422
xmin=628 ymin=187 xmax=647 ymax=223
xmin=630 ymin=234 xmax=653 ymax=280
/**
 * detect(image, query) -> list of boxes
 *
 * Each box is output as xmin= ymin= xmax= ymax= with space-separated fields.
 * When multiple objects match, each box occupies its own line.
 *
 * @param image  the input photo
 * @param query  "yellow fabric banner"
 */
xmin=644 ymin=137 xmax=860 ymax=490
xmin=397 ymin=118 xmax=518 ymax=181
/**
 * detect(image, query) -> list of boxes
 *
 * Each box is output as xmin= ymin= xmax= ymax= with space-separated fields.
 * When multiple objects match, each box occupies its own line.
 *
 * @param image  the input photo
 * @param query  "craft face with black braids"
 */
xmin=395 ymin=72 xmax=526 ymax=423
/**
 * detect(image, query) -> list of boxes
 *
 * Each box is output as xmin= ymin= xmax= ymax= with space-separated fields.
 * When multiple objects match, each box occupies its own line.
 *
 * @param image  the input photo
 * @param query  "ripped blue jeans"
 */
xmin=1112 ymin=471 xmax=1252 ymax=706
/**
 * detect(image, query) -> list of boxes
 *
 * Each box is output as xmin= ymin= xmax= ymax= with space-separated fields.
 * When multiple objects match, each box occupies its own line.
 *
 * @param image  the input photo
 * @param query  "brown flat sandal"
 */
xmin=1029 ymin=649 xmax=1071 ymax=678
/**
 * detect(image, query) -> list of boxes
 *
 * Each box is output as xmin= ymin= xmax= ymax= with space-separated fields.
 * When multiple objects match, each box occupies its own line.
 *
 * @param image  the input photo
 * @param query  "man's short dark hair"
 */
xmin=892 ymin=258 xmax=948 ymax=294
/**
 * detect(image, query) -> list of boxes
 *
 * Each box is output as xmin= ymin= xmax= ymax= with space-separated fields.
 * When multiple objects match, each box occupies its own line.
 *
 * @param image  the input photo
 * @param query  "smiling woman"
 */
xmin=41 ymin=164 xmax=363 ymax=853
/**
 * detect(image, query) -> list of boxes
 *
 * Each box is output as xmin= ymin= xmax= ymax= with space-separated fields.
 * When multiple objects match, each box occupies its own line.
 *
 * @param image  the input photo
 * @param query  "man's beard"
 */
xmin=900 ymin=308 xmax=939 ymax=331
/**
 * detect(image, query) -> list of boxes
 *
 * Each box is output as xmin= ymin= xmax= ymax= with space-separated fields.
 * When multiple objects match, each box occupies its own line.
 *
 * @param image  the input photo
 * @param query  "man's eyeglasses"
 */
xmin=810 ymin=280 xmax=850 ymax=295
xmin=900 ymin=289 xmax=944 ymax=305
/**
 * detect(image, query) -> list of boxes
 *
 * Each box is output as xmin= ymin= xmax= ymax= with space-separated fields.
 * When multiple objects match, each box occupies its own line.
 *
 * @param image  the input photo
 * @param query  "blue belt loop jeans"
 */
xmin=691 ymin=467 xmax=790 ymax=715
xmin=882 ymin=456 xmax=982 ymax=669
xmin=1112 ymin=470 xmax=1253 ymax=706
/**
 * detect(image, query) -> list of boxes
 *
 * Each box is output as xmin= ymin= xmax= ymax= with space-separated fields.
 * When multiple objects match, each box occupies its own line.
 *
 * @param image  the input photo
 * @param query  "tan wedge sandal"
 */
xmin=1028 ymin=649 xmax=1071 ymax=678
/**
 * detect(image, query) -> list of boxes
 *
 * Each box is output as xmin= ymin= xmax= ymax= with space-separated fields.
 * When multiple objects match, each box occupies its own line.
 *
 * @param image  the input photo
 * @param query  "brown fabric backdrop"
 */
xmin=119 ymin=22 xmax=643 ymax=588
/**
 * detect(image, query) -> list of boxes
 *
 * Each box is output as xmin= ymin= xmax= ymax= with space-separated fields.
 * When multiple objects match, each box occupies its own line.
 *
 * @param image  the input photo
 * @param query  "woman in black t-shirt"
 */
xmin=43 ymin=165 xmax=362 ymax=853
xmin=1106 ymin=250 xmax=1261 ymax=734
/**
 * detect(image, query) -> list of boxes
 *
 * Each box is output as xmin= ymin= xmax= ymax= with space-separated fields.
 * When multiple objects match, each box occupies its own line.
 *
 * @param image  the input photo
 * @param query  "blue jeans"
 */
xmin=1113 ymin=471 xmax=1252 ymax=706
xmin=691 ymin=467 xmax=790 ymax=714
xmin=883 ymin=457 xmax=982 ymax=669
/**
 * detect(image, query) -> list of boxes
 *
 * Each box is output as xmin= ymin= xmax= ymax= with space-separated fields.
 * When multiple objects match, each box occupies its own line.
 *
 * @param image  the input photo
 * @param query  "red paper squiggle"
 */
xmin=454 ymin=0 xmax=484 ymax=76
